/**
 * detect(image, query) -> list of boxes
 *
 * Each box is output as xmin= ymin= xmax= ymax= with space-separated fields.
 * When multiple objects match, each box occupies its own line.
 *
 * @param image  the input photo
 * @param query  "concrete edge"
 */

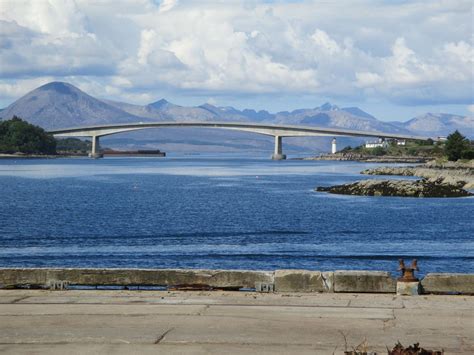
xmin=420 ymin=273 xmax=474 ymax=295
xmin=0 ymin=268 xmax=472 ymax=294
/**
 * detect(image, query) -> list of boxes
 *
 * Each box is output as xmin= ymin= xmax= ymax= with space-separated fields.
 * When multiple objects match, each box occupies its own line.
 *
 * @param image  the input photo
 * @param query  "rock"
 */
xmin=274 ymin=270 xmax=334 ymax=292
xmin=334 ymin=271 xmax=396 ymax=293
xmin=315 ymin=179 xmax=473 ymax=197
xmin=361 ymin=160 xmax=474 ymax=190
xmin=421 ymin=273 xmax=474 ymax=294
xmin=361 ymin=166 xmax=415 ymax=177
xmin=305 ymin=153 xmax=429 ymax=163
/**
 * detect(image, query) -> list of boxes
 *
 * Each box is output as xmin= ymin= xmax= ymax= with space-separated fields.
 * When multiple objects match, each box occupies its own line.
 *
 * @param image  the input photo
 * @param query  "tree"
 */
xmin=444 ymin=130 xmax=469 ymax=161
xmin=0 ymin=116 xmax=56 ymax=154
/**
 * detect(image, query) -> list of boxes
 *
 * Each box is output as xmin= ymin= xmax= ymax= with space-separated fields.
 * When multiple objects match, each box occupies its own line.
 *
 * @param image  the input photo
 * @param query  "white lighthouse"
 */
xmin=331 ymin=138 xmax=337 ymax=154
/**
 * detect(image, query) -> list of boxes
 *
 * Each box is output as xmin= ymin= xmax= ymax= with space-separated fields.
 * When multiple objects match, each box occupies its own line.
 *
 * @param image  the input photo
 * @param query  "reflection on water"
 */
xmin=0 ymin=157 xmax=472 ymax=274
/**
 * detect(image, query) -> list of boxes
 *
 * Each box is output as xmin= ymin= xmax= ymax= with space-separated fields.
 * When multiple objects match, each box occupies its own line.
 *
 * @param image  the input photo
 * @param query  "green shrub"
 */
xmin=0 ymin=116 xmax=56 ymax=154
xmin=445 ymin=130 xmax=471 ymax=161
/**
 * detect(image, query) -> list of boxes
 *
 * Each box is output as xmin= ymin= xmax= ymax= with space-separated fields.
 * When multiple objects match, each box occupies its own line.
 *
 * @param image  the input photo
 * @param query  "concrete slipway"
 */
xmin=0 ymin=268 xmax=473 ymax=354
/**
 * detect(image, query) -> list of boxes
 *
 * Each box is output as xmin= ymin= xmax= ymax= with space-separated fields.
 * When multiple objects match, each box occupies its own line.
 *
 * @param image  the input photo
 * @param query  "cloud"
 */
xmin=0 ymin=77 xmax=55 ymax=100
xmin=158 ymin=0 xmax=178 ymax=13
xmin=0 ymin=0 xmax=472 ymax=108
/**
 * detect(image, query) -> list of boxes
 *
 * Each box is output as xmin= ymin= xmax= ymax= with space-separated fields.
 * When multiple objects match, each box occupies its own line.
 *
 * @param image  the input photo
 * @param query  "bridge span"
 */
xmin=48 ymin=121 xmax=431 ymax=159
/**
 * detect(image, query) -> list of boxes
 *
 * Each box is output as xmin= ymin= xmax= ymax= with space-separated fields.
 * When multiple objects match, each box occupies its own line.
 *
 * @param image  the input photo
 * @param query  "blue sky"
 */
xmin=0 ymin=0 xmax=473 ymax=121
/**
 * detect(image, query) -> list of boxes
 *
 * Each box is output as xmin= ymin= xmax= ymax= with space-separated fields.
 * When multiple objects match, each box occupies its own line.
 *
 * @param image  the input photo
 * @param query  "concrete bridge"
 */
xmin=48 ymin=121 xmax=431 ymax=159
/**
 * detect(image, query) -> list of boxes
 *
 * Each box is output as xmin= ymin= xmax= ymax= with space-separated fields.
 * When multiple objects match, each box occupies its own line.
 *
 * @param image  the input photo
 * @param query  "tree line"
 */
xmin=0 ymin=116 xmax=56 ymax=154
xmin=0 ymin=116 xmax=91 ymax=155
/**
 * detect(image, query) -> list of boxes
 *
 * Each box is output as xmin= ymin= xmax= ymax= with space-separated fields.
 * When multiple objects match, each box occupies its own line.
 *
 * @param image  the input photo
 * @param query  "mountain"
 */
xmin=109 ymin=98 xmax=409 ymax=134
xmin=341 ymin=107 xmax=377 ymax=121
xmin=1 ymin=81 xmax=472 ymax=153
xmin=106 ymin=99 xmax=250 ymax=122
xmin=0 ymin=82 xmax=145 ymax=129
xmin=270 ymin=102 xmax=409 ymax=134
xmin=391 ymin=113 xmax=474 ymax=138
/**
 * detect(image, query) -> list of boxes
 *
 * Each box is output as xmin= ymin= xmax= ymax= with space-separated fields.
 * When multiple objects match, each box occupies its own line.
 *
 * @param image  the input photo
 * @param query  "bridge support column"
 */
xmin=331 ymin=138 xmax=337 ymax=154
xmin=271 ymin=136 xmax=286 ymax=160
xmin=89 ymin=136 xmax=103 ymax=159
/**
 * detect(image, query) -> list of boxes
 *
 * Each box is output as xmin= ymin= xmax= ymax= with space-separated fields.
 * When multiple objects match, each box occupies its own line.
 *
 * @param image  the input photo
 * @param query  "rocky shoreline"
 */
xmin=300 ymin=153 xmax=430 ymax=163
xmin=316 ymin=159 xmax=474 ymax=198
xmin=316 ymin=179 xmax=473 ymax=198
xmin=361 ymin=160 xmax=474 ymax=189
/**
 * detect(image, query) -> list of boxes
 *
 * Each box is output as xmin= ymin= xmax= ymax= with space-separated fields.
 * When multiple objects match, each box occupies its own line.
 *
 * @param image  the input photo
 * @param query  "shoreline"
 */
xmin=0 ymin=153 xmax=86 ymax=159
xmin=295 ymin=153 xmax=433 ymax=163
xmin=316 ymin=159 xmax=474 ymax=197
xmin=361 ymin=159 xmax=474 ymax=189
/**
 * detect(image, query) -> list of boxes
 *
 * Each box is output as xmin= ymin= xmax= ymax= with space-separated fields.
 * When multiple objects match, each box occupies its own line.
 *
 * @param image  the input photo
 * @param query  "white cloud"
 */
xmin=0 ymin=0 xmax=472 ymax=107
xmin=158 ymin=0 xmax=178 ymax=13
xmin=311 ymin=30 xmax=341 ymax=55
xmin=0 ymin=77 xmax=55 ymax=99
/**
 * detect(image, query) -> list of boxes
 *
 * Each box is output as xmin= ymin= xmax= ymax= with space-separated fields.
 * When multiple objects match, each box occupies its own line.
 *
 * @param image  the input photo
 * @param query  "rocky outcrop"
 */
xmin=316 ymin=179 xmax=473 ymax=197
xmin=361 ymin=160 xmax=474 ymax=189
xmin=304 ymin=153 xmax=428 ymax=163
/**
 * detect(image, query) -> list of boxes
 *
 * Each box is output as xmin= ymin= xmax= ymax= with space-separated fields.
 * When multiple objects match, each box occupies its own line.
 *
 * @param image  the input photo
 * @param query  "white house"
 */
xmin=365 ymin=138 xmax=388 ymax=148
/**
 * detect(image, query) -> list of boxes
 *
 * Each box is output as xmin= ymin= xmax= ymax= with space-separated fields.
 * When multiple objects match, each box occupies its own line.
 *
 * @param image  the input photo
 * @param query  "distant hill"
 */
xmin=0 ymin=82 xmax=146 ymax=129
xmin=1 ymin=81 xmax=472 ymax=153
xmin=391 ymin=113 xmax=474 ymax=138
xmin=270 ymin=103 xmax=409 ymax=134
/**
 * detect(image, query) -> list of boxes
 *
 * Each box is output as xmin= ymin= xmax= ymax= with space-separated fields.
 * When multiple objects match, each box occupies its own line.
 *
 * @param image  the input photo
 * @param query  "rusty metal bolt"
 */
xmin=398 ymin=259 xmax=419 ymax=282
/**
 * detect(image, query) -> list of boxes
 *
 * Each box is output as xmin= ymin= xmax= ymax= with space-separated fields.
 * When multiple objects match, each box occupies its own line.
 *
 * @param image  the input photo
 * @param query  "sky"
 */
xmin=0 ymin=0 xmax=473 ymax=121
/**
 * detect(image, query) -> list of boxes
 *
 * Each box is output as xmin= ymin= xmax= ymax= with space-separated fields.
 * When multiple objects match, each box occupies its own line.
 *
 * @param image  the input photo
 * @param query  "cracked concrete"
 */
xmin=0 ymin=290 xmax=472 ymax=354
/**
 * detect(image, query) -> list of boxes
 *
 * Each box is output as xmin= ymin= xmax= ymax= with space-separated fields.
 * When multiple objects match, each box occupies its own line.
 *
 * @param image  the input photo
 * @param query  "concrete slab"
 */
xmin=0 ymin=304 xmax=206 ymax=316
xmin=11 ymin=290 xmax=353 ymax=307
xmin=343 ymin=293 xmax=404 ymax=309
xmin=334 ymin=270 xmax=396 ymax=293
xmin=422 ymin=273 xmax=474 ymax=294
xmin=402 ymin=294 xmax=473 ymax=310
xmin=0 ymin=290 xmax=471 ymax=354
xmin=0 ymin=296 xmax=29 ymax=304
xmin=0 ymin=268 xmax=274 ymax=289
xmin=203 ymin=304 xmax=394 ymax=320
xmin=274 ymin=269 xmax=333 ymax=292
xmin=0 ymin=343 xmax=326 ymax=355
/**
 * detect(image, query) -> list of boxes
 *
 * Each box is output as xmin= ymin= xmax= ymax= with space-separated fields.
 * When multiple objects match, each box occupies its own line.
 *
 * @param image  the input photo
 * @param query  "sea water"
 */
xmin=0 ymin=156 xmax=472 ymax=275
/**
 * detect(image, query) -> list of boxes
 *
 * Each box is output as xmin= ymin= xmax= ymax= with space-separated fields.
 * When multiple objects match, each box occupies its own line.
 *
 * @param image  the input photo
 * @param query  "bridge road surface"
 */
xmin=48 ymin=121 xmax=432 ymax=159
xmin=0 ymin=290 xmax=472 ymax=354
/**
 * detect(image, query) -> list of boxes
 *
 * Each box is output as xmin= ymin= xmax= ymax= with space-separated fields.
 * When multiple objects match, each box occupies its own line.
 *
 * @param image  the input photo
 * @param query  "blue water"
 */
xmin=0 ymin=156 xmax=472 ymax=276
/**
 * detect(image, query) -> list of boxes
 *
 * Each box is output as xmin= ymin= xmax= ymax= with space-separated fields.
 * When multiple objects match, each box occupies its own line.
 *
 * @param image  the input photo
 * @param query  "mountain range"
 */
xmin=1 ymin=82 xmax=472 ymax=153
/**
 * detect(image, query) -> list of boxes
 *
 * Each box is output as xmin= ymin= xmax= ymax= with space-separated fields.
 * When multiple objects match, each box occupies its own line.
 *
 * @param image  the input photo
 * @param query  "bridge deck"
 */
xmin=49 ymin=121 xmax=431 ymax=140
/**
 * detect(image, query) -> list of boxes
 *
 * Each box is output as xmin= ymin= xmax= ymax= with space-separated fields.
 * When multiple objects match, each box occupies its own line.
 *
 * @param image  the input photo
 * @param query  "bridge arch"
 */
xmin=48 ymin=121 xmax=431 ymax=159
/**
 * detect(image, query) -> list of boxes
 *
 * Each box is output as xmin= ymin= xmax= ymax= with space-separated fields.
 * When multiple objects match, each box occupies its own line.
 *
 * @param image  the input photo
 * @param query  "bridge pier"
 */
xmin=271 ymin=136 xmax=286 ymax=160
xmin=89 ymin=136 xmax=103 ymax=159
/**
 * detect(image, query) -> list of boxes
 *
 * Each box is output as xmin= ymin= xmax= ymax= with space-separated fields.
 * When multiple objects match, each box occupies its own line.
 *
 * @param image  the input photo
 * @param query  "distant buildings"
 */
xmin=365 ymin=138 xmax=389 ymax=148
xmin=365 ymin=138 xmax=406 ymax=148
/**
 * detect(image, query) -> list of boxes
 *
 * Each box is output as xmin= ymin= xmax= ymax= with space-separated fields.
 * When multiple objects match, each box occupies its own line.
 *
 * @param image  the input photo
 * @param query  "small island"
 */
xmin=316 ymin=130 xmax=474 ymax=198
xmin=316 ymin=179 xmax=472 ymax=198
